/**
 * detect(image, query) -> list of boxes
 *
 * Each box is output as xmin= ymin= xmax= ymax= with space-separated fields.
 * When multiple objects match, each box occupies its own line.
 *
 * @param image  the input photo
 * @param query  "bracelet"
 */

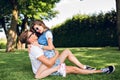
xmin=40 ymin=45 xmax=44 ymax=49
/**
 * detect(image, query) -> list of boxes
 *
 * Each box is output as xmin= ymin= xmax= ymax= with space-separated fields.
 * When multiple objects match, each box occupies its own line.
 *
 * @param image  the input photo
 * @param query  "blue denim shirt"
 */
xmin=38 ymin=30 xmax=55 ymax=58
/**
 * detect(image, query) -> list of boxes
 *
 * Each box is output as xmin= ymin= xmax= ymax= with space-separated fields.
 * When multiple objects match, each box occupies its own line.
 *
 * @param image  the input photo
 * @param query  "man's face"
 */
xmin=27 ymin=31 xmax=38 ymax=43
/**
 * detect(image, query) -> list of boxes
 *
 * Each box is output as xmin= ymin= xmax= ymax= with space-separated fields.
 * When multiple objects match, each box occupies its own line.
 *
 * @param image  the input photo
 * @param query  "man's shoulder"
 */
xmin=30 ymin=45 xmax=44 ymax=58
xmin=30 ymin=45 xmax=43 ymax=54
xmin=31 ymin=45 xmax=39 ymax=49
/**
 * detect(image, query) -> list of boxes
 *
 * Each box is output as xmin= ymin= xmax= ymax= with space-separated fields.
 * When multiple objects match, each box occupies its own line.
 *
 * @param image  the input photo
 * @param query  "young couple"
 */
xmin=19 ymin=20 xmax=115 ymax=79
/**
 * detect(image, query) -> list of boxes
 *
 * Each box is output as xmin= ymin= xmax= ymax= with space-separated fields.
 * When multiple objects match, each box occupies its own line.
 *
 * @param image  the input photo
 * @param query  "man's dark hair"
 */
xmin=19 ymin=30 xmax=29 ymax=43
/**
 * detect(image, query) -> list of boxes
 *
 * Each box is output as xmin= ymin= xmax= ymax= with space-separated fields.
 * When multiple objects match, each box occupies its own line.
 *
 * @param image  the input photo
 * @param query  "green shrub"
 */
xmin=52 ymin=10 xmax=118 ymax=47
xmin=0 ymin=42 xmax=6 ymax=49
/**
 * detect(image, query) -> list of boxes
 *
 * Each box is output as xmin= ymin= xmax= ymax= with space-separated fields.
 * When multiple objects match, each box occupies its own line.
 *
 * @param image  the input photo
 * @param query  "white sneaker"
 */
xmin=57 ymin=63 xmax=66 ymax=77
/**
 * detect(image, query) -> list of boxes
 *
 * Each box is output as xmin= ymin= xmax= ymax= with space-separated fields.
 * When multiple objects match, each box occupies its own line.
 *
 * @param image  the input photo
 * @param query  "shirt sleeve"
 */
xmin=30 ymin=45 xmax=44 ymax=58
xmin=45 ymin=31 xmax=53 ymax=40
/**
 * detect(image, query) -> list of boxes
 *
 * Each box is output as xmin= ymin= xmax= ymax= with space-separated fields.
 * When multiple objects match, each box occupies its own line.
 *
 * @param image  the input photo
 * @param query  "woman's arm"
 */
xmin=32 ymin=38 xmax=54 ymax=50
xmin=42 ymin=38 xmax=55 ymax=50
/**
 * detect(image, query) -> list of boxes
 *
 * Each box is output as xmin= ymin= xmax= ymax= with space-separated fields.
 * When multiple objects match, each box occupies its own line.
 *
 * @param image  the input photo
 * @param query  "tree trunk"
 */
xmin=17 ymin=17 xmax=28 ymax=49
xmin=6 ymin=9 xmax=18 ymax=52
xmin=116 ymin=0 xmax=120 ymax=50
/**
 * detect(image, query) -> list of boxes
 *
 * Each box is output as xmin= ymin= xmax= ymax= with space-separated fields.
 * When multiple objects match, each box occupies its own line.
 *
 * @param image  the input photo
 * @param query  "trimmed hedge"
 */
xmin=52 ymin=10 xmax=118 ymax=47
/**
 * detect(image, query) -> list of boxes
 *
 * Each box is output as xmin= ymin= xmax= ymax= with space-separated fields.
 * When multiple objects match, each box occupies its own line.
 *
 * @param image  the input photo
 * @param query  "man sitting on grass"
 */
xmin=19 ymin=30 xmax=115 ymax=79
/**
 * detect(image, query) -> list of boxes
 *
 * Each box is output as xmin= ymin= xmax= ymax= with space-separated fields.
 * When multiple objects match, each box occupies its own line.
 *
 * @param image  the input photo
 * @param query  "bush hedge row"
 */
xmin=52 ymin=10 xmax=118 ymax=47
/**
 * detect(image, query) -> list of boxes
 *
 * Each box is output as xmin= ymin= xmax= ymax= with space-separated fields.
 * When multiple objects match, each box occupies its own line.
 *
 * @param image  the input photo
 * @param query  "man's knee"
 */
xmin=35 ymin=74 xmax=42 ymax=79
xmin=35 ymin=74 xmax=39 ymax=79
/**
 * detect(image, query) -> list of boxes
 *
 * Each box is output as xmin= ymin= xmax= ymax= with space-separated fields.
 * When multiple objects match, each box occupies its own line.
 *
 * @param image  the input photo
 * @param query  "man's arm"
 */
xmin=37 ymin=50 xmax=59 ymax=68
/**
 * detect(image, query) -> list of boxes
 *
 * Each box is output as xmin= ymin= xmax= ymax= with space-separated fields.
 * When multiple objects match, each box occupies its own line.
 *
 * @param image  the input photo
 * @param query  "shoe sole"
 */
xmin=108 ymin=65 xmax=115 ymax=74
xmin=111 ymin=65 xmax=115 ymax=73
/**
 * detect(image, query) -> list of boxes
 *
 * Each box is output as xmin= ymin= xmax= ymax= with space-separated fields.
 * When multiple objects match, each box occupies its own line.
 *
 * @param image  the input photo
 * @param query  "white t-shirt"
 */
xmin=29 ymin=45 xmax=44 ymax=74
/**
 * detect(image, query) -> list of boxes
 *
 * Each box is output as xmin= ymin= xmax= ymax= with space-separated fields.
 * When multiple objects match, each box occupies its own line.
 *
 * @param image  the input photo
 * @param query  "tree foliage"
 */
xmin=0 ymin=0 xmax=60 ymax=52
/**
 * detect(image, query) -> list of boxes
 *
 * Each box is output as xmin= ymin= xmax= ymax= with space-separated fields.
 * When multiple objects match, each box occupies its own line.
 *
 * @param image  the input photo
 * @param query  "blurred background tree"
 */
xmin=0 ymin=0 xmax=60 ymax=52
xmin=0 ymin=0 xmax=120 ymax=52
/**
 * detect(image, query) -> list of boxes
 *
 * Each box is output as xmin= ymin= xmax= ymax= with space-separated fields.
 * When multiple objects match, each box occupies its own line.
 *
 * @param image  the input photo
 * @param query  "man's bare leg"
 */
xmin=58 ymin=49 xmax=86 ymax=69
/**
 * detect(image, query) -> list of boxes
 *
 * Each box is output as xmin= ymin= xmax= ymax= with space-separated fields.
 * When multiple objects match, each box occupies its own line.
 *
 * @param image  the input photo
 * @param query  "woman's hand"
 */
xmin=54 ymin=50 xmax=59 ymax=57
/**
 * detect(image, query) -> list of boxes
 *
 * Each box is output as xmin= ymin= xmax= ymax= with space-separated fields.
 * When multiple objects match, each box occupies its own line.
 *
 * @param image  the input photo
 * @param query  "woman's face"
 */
xmin=33 ymin=24 xmax=44 ymax=34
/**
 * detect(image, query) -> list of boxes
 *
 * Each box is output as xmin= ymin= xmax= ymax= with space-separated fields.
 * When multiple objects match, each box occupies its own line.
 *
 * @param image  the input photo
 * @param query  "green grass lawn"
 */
xmin=0 ymin=47 xmax=120 ymax=80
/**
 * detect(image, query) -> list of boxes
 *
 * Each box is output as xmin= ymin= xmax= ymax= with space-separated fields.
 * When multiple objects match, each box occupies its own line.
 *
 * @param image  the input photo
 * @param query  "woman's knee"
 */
xmin=60 ymin=48 xmax=71 ymax=58
xmin=65 ymin=48 xmax=69 ymax=51
xmin=64 ymin=48 xmax=70 ymax=53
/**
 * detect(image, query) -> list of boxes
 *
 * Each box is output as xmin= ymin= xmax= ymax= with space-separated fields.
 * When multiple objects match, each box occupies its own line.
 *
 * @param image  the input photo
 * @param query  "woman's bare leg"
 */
xmin=66 ymin=66 xmax=102 ymax=74
xmin=35 ymin=64 xmax=48 ymax=78
xmin=58 ymin=49 xmax=86 ymax=69
xmin=35 ymin=64 xmax=59 ymax=79
xmin=36 ymin=67 xmax=59 ymax=79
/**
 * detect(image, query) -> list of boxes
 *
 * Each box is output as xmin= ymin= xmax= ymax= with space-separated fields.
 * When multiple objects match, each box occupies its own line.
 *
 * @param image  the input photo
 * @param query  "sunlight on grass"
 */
xmin=87 ymin=47 xmax=103 ymax=50
xmin=106 ymin=63 xmax=118 ymax=66
xmin=0 ymin=61 xmax=6 ymax=64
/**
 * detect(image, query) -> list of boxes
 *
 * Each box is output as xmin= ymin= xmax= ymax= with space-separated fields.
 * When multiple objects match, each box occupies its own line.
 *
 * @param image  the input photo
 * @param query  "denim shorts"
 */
xmin=44 ymin=50 xmax=60 ymax=75
xmin=51 ymin=58 xmax=61 ymax=75
xmin=44 ymin=50 xmax=55 ymax=58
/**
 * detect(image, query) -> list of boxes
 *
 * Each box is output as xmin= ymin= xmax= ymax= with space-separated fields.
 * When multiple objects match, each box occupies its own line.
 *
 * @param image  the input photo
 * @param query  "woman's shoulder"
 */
xmin=45 ymin=29 xmax=52 ymax=34
xmin=46 ymin=29 xmax=51 ymax=32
